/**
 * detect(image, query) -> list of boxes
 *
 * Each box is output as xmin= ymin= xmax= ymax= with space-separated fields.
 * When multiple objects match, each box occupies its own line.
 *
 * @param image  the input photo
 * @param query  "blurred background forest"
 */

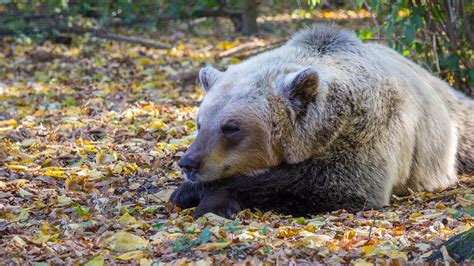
xmin=1 ymin=0 xmax=473 ymax=95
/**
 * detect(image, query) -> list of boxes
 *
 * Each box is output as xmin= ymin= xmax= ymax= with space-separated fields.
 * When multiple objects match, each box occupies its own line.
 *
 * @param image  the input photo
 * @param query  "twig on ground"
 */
xmin=94 ymin=32 xmax=171 ymax=49
xmin=365 ymin=214 xmax=377 ymax=245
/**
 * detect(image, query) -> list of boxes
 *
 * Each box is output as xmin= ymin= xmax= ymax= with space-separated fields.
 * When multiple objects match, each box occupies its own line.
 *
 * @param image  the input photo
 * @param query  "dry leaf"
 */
xmin=194 ymin=241 xmax=230 ymax=251
xmin=109 ymin=232 xmax=149 ymax=252
xmin=116 ymin=250 xmax=146 ymax=260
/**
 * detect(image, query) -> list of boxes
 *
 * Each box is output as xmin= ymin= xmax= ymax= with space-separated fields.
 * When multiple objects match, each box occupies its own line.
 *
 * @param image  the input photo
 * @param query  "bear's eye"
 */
xmin=221 ymin=122 xmax=240 ymax=135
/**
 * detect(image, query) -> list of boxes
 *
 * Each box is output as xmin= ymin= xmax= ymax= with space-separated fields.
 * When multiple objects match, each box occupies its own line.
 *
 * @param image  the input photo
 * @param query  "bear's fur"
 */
xmin=171 ymin=24 xmax=474 ymax=218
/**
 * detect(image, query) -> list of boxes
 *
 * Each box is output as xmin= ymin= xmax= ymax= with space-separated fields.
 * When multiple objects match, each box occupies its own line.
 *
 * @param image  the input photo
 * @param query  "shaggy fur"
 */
xmin=171 ymin=24 xmax=474 ymax=218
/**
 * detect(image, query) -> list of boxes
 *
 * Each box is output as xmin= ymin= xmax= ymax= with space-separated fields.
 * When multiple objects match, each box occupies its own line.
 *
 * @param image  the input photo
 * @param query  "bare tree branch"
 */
xmin=363 ymin=0 xmax=382 ymax=42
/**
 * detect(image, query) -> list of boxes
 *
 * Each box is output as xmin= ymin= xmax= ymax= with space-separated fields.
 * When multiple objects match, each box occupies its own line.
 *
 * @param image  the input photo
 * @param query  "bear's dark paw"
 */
xmin=192 ymin=190 xmax=242 ymax=219
xmin=170 ymin=181 xmax=202 ymax=209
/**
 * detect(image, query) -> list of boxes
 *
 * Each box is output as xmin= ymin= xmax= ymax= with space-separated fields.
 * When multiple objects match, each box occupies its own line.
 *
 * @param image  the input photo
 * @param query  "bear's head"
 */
xmin=179 ymin=60 xmax=322 ymax=183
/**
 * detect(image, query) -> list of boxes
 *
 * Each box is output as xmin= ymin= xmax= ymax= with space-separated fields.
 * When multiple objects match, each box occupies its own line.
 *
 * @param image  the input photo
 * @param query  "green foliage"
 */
xmin=171 ymin=227 xmax=212 ymax=252
xmin=0 ymin=0 xmax=228 ymax=41
xmin=152 ymin=222 xmax=165 ymax=230
xmin=224 ymin=218 xmax=242 ymax=233
xmin=75 ymin=205 xmax=90 ymax=218
xmin=172 ymin=236 xmax=199 ymax=252
xmin=307 ymin=0 xmax=321 ymax=9
xmin=359 ymin=0 xmax=473 ymax=95
xmin=199 ymin=227 xmax=212 ymax=244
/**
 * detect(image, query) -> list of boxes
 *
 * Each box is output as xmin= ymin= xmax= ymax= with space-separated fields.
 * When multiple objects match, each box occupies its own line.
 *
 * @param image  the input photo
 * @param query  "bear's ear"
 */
xmin=199 ymin=66 xmax=223 ymax=92
xmin=282 ymin=67 xmax=320 ymax=111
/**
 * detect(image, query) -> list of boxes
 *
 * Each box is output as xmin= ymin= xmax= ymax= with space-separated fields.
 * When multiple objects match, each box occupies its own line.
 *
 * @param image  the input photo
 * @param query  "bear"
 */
xmin=170 ymin=24 xmax=474 ymax=218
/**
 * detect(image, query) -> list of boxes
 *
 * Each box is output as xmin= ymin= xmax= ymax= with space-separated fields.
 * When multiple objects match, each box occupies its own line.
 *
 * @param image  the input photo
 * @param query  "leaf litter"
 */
xmin=0 ymin=28 xmax=473 ymax=264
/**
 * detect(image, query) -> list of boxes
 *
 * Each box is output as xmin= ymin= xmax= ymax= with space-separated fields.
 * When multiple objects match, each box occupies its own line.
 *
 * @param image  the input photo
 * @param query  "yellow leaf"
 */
xmin=32 ymin=232 xmax=51 ymax=244
xmin=360 ymin=245 xmax=375 ymax=255
xmin=217 ymin=40 xmax=239 ymax=50
xmin=119 ymin=213 xmax=138 ymax=226
xmin=84 ymin=144 xmax=97 ymax=153
xmin=229 ymin=57 xmax=240 ymax=64
xmin=109 ymin=232 xmax=149 ymax=252
xmin=128 ymin=50 xmax=138 ymax=57
xmin=123 ymin=163 xmax=138 ymax=174
xmin=327 ymin=242 xmax=338 ymax=250
xmin=39 ymin=221 xmax=52 ymax=234
xmin=150 ymin=121 xmax=167 ymax=130
xmin=139 ymin=258 xmax=153 ymax=266
xmin=136 ymin=57 xmax=153 ymax=65
xmin=49 ymin=233 xmax=60 ymax=241
xmin=96 ymin=150 xmax=106 ymax=164
xmin=344 ymin=230 xmax=357 ymax=240
xmin=84 ymin=256 xmax=104 ymax=266
xmin=32 ymin=222 xmax=60 ymax=244
xmin=5 ymin=164 xmax=27 ymax=171
xmin=194 ymin=241 xmax=230 ymax=251
xmin=409 ymin=212 xmax=423 ymax=220
xmin=352 ymin=258 xmax=373 ymax=266
xmin=385 ymin=250 xmax=408 ymax=260
xmin=0 ymin=119 xmax=17 ymax=127
xmin=76 ymin=137 xmax=84 ymax=146
xmin=44 ymin=167 xmax=66 ymax=179
xmin=116 ymin=250 xmax=145 ymax=261
xmin=276 ymin=226 xmax=300 ymax=238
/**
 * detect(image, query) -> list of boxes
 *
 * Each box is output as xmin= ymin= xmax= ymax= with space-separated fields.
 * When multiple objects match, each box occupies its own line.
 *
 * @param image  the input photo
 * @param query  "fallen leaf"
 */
xmin=154 ymin=188 xmax=176 ymax=202
xmin=84 ymin=256 xmax=104 ymax=266
xmin=12 ymin=236 xmax=27 ymax=248
xmin=109 ymin=232 xmax=149 ymax=252
xmin=18 ymin=188 xmax=33 ymax=198
xmin=300 ymin=234 xmax=332 ymax=248
xmin=276 ymin=227 xmax=300 ymax=238
xmin=116 ymin=250 xmax=146 ymax=260
xmin=0 ymin=119 xmax=18 ymax=127
xmin=44 ymin=167 xmax=66 ymax=179
xmin=56 ymin=195 xmax=73 ymax=206
xmin=119 ymin=212 xmax=138 ymax=227
xmin=5 ymin=164 xmax=28 ymax=171
xmin=194 ymin=241 xmax=230 ymax=251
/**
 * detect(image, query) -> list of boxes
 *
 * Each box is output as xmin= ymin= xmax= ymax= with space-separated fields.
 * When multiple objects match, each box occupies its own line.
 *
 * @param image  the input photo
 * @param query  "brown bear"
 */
xmin=171 ymin=24 xmax=474 ymax=218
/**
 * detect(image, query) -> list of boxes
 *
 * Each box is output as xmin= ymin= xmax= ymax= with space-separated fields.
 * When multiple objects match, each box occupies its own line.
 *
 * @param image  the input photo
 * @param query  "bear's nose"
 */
xmin=178 ymin=156 xmax=200 ymax=174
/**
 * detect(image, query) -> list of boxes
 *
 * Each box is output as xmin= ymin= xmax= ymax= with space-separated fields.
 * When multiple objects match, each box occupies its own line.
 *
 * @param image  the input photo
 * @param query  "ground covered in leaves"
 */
xmin=1 ymin=25 xmax=473 ymax=265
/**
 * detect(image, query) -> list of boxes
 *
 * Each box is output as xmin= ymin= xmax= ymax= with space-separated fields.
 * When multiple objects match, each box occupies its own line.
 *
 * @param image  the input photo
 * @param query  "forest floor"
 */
xmin=1 ymin=20 xmax=473 ymax=265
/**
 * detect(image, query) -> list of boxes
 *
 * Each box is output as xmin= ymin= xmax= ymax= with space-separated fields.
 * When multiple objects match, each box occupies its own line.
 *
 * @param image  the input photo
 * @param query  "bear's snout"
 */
xmin=179 ymin=156 xmax=201 ymax=181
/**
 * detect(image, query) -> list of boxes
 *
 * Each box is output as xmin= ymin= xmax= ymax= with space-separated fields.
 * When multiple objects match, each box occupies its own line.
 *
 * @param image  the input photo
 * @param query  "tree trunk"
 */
xmin=241 ymin=0 xmax=258 ymax=36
